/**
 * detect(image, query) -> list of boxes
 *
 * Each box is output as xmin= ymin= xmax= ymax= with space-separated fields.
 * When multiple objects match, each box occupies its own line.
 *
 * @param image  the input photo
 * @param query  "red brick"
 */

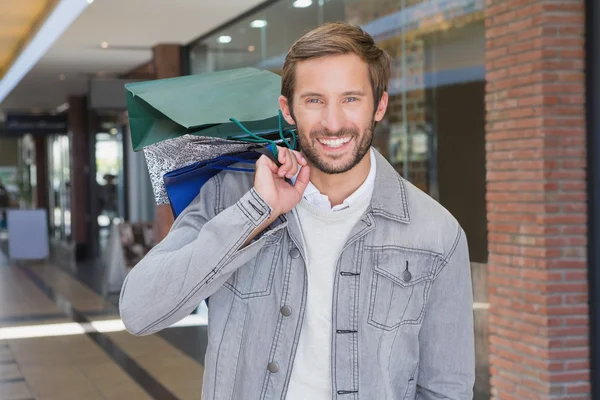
xmin=490 ymin=376 xmax=516 ymax=394
xmin=566 ymin=384 xmax=591 ymax=394
xmin=562 ymin=226 xmax=587 ymax=235
xmin=521 ymin=376 xmax=552 ymax=393
xmin=545 ymin=283 xmax=588 ymax=294
xmin=540 ymin=371 xmax=590 ymax=383
xmin=565 ymin=294 xmax=588 ymax=305
xmin=564 ymin=271 xmax=588 ymax=281
xmin=548 ymin=327 xmax=589 ymax=337
xmin=564 ymin=317 xmax=589 ymax=326
xmin=536 ymin=14 xmax=585 ymax=26
xmin=565 ymin=360 xmax=590 ymax=372
xmin=564 ymin=337 xmax=589 ymax=348
xmin=548 ymin=349 xmax=589 ymax=360
xmin=515 ymin=384 xmax=543 ymax=400
xmin=545 ymin=306 xmax=588 ymax=316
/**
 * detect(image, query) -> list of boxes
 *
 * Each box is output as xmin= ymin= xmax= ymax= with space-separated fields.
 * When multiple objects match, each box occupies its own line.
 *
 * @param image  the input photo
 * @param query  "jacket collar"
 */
xmin=369 ymin=148 xmax=411 ymax=224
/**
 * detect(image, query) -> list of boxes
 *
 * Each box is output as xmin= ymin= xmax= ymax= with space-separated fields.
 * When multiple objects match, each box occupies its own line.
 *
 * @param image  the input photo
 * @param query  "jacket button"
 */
xmin=289 ymin=248 xmax=301 ymax=259
xmin=268 ymin=362 xmax=280 ymax=373
xmin=281 ymin=305 xmax=292 ymax=316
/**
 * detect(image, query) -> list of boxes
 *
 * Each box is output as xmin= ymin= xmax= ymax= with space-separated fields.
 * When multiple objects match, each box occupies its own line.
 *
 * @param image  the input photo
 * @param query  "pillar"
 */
xmin=485 ymin=0 xmax=588 ymax=398
xmin=68 ymin=96 xmax=90 ymax=260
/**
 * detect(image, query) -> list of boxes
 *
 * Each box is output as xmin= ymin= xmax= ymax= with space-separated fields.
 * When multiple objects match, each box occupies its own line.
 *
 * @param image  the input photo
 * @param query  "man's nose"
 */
xmin=321 ymin=104 xmax=346 ymax=134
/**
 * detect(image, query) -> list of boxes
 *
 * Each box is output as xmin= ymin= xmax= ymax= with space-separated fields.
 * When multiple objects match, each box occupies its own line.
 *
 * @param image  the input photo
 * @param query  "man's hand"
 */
xmin=254 ymin=146 xmax=310 ymax=218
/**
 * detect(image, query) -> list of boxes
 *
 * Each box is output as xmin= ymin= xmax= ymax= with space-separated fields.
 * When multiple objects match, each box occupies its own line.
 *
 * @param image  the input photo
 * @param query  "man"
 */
xmin=120 ymin=22 xmax=475 ymax=399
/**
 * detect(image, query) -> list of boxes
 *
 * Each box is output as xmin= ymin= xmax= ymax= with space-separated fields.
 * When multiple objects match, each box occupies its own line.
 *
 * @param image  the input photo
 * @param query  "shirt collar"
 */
xmin=301 ymin=148 xmax=377 ymax=212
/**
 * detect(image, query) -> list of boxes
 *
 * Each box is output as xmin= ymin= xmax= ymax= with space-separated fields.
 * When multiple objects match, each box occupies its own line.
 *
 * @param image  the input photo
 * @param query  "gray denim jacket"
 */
xmin=119 ymin=149 xmax=475 ymax=400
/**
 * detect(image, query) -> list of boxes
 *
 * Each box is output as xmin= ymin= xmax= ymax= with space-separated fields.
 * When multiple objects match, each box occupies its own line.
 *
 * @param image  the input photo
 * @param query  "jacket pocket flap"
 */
xmin=372 ymin=246 xmax=439 ymax=287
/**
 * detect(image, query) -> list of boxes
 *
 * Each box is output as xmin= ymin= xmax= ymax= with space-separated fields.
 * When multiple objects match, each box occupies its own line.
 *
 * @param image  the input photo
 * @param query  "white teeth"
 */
xmin=319 ymin=137 xmax=351 ymax=148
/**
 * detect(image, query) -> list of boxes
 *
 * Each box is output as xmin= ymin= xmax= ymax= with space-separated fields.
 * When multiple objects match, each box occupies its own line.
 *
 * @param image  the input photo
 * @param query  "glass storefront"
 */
xmin=188 ymin=1 xmax=488 ymax=397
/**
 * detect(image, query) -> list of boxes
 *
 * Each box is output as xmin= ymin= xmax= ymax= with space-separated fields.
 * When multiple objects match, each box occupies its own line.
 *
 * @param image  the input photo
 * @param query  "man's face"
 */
xmin=280 ymin=53 xmax=388 ymax=174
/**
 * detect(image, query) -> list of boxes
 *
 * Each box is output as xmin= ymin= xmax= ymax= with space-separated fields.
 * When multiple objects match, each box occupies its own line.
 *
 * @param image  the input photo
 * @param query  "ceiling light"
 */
xmin=55 ymin=102 xmax=69 ymax=113
xmin=250 ymin=20 xmax=267 ymax=28
xmin=217 ymin=35 xmax=232 ymax=44
xmin=248 ymin=45 xmax=256 ymax=52
xmin=87 ymin=0 xmax=94 ymax=3
xmin=101 ymin=41 xmax=108 ymax=49
xmin=293 ymin=0 xmax=312 ymax=8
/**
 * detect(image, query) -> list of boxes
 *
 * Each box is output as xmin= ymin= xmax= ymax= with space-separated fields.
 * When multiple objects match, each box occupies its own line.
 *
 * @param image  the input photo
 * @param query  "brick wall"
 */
xmin=485 ymin=0 xmax=588 ymax=398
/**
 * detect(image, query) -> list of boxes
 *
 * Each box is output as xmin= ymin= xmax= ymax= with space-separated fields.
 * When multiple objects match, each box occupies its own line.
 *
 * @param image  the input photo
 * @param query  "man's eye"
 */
xmin=307 ymin=99 xmax=321 ymax=104
xmin=346 ymin=97 xmax=358 ymax=103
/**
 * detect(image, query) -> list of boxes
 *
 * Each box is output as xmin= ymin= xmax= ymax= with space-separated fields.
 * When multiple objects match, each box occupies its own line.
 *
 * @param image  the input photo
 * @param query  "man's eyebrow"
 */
xmin=299 ymin=91 xmax=323 ymax=98
xmin=342 ymin=90 xmax=366 ymax=96
xmin=298 ymin=90 xmax=366 ymax=97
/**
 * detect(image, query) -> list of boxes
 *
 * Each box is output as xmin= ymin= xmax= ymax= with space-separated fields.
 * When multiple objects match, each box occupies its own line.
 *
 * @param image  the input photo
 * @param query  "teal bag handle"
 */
xmin=229 ymin=110 xmax=297 ymax=159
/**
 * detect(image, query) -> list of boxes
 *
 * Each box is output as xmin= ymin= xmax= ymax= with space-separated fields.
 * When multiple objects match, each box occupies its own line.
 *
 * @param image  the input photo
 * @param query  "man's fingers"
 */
xmin=293 ymin=164 xmax=310 ymax=195
xmin=278 ymin=148 xmax=294 ymax=178
xmin=291 ymin=150 xmax=307 ymax=166
xmin=257 ymin=155 xmax=278 ymax=174
xmin=277 ymin=145 xmax=286 ymax=165
xmin=285 ymin=149 xmax=299 ymax=178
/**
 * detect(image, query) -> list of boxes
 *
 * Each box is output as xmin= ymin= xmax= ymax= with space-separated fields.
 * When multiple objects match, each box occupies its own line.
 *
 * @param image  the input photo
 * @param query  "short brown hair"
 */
xmin=281 ymin=22 xmax=391 ymax=113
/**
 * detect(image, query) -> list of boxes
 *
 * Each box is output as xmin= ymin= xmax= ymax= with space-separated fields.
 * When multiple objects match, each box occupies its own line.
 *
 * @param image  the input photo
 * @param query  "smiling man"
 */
xmin=120 ymin=22 xmax=475 ymax=400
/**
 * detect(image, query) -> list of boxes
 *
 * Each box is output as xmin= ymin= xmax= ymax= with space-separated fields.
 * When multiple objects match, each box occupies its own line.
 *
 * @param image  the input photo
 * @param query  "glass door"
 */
xmin=47 ymin=134 xmax=72 ymax=242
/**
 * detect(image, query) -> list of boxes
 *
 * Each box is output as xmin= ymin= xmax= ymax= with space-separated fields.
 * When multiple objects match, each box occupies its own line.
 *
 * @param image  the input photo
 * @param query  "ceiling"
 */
xmin=0 ymin=0 xmax=56 ymax=78
xmin=0 ymin=0 xmax=265 ymax=113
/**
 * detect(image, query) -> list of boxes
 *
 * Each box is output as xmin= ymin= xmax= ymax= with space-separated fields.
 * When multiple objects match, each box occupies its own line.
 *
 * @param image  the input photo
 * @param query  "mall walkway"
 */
xmin=0 ymin=249 xmax=208 ymax=400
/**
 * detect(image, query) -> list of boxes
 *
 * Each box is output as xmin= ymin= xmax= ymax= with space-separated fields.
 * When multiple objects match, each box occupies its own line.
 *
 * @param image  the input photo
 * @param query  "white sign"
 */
xmin=7 ymin=209 xmax=49 ymax=260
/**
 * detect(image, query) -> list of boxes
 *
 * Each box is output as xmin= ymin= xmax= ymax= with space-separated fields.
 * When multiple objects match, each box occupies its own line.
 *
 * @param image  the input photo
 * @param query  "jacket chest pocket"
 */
xmin=367 ymin=247 xmax=439 ymax=330
xmin=225 ymin=241 xmax=281 ymax=299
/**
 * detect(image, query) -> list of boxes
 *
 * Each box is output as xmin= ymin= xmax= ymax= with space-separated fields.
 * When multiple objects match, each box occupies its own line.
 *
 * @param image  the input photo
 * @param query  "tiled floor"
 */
xmin=0 ymin=245 xmax=208 ymax=400
xmin=0 ymin=243 xmax=491 ymax=400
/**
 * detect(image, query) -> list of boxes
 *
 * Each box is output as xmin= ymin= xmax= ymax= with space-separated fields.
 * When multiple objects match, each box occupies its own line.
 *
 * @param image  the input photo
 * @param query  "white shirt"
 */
xmin=286 ymin=148 xmax=376 ymax=399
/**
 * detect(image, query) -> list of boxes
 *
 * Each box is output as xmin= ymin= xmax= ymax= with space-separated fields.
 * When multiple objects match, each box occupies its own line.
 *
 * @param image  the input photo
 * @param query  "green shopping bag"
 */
xmin=125 ymin=67 xmax=291 ymax=151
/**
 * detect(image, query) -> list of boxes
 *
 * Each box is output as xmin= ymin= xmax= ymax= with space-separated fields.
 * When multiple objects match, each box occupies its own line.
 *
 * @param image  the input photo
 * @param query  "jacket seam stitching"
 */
xmin=137 ymin=223 xmax=254 ymax=335
xmin=260 ymin=241 xmax=291 ymax=399
xmin=281 ymin=240 xmax=300 ymax=397
xmin=435 ymin=225 xmax=462 ymax=278
xmin=445 ymin=225 xmax=462 ymax=264
xmin=367 ymin=280 xmax=432 ymax=331
xmin=365 ymin=245 xmax=443 ymax=258
xmin=331 ymin=257 xmax=340 ymax=397
xmin=231 ymin=306 xmax=249 ymax=399
xmin=353 ymin=239 xmax=363 ymax=392
xmin=213 ymin=291 xmax=235 ymax=400
xmin=397 ymin=174 xmax=410 ymax=221
xmin=224 ymin=242 xmax=281 ymax=299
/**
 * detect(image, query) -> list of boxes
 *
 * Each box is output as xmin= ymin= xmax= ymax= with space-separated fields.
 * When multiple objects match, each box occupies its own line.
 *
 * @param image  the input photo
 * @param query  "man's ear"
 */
xmin=374 ymin=91 xmax=389 ymax=122
xmin=279 ymin=95 xmax=296 ymax=125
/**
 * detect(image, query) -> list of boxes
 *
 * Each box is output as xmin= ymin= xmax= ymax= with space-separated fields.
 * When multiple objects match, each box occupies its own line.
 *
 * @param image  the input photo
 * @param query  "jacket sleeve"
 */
xmin=119 ymin=175 xmax=274 ymax=336
xmin=415 ymin=227 xmax=476 ymax=399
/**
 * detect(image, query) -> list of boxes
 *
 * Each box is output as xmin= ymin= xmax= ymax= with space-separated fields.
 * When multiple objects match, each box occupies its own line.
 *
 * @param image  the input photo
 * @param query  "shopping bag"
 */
xmin=125 ymin=67 xmax=292 ymax=151
xmin=163 ymin=147 xmax=278 ymax=218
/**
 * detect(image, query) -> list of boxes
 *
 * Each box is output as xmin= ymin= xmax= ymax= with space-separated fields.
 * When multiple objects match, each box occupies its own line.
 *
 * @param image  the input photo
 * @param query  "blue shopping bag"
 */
xmin=163 ymin=146 xmax=279 ymax=219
